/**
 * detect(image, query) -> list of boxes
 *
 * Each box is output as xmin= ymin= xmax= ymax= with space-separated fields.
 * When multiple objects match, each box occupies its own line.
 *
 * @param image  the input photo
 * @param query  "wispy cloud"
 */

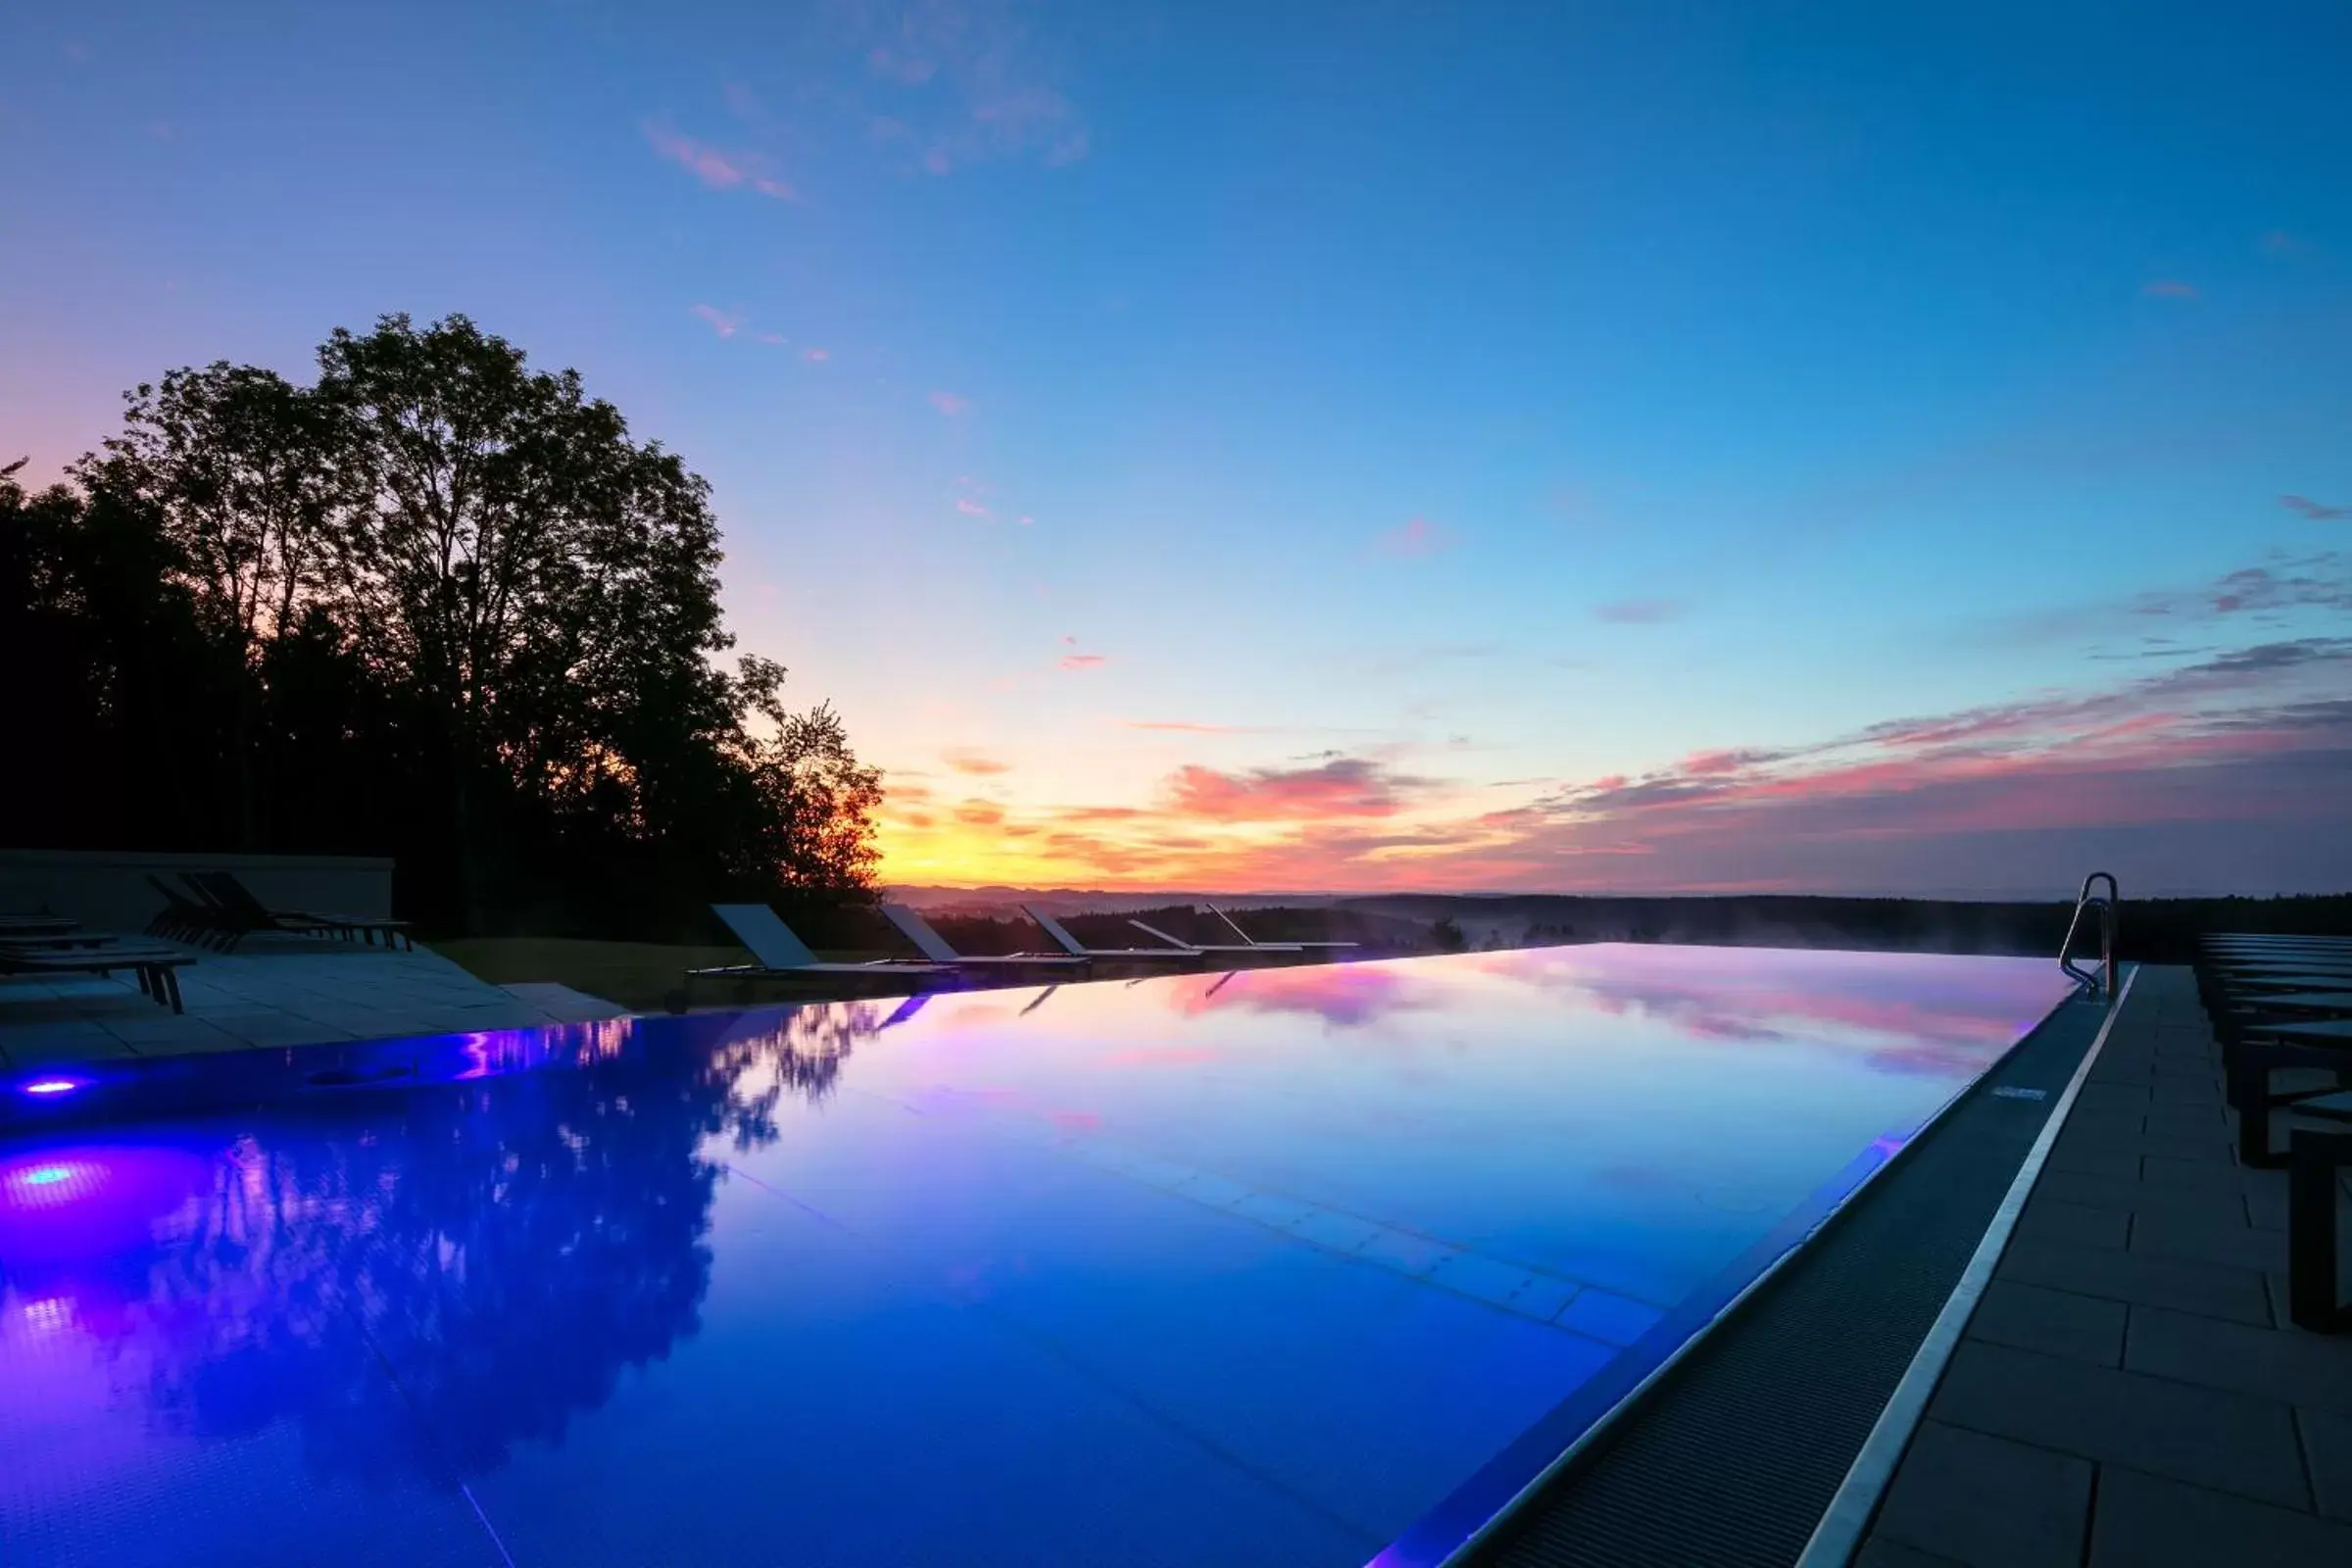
xmin=2282 ymin=495 xmax=2351 ymax=521
xmin=1373 ymin=515 xmax=1456 ymax=558
xmin=1164 ymin=759 xmax=1429 ymax=823
xmin=2261 ymin=230 xmax=2312 ymax=259
xmin=691 ymin=304 xmax=741 ymax=339
xmin=955 ymin=496 xmax=992 ymax=516
xmin=1122 ymin=720 xmax=1240 ymax=735
xmin=1058 ymin=652 xmax=1107 ymax=671
xmin=1989 ymin=552 xmax=2352 ymax=644
xmin=1594 ymin=598 xmax=1684 ymax=624
xmin=803 ymin=347 xmax=831 ymax=363
xmin=943 ymin=748 xmax=1009 ymax=775
xmin=2141 ymin=278 xmax=2198 ymax=299
xmin=928 ymin=389 xmax=972 ymax=416
xmin=644 ymin=122 xmax=798 ymax=199
xmin=848 ymin=1 xmax=1090 ymax=175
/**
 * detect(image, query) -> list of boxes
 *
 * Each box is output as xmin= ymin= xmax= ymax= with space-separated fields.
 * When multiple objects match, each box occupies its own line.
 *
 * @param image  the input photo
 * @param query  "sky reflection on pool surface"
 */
xmin=0 ymin=945 xmax=2072 ymax=1567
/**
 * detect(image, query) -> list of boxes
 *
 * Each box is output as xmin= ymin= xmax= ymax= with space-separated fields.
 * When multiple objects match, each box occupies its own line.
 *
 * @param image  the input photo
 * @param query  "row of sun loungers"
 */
xmin=683 ymin=902 xmax=1353 ymax=1000
xmin=2193 ymin=931 xmax=2352 ymax=1332
xmin=146 ymin=871 xmax=412 ymax=952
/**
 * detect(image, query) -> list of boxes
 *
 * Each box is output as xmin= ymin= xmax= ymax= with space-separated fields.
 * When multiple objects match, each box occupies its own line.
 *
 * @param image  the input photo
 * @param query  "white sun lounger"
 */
xmin=1128 ymin=918 xmax=1300 ymax=955
xmin=1204 ymin=904 xmax=1358 ymax=950
xmin=1021 ymin=905 xmax=1203 ymax=962
xmin=880 ymin=904 xmax=1088 ymax=968
xmin=691 ymin=904 xmax=953 ymax=983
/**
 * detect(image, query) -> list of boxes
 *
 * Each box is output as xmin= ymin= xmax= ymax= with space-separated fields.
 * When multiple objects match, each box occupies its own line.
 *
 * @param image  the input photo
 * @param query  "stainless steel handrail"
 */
xmin=2059 ymin=871 xmax=2120 ymax=1000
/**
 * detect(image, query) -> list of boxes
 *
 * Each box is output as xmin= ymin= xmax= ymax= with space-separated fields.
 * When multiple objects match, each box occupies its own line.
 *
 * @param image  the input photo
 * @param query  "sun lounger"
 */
xmin=0 ymin=944 xmax=196 ymax=1011
xmin=2197 ymin=938 xmax=2352 ymax=1164
xmin=191 ymin=871 xmax=414 ymax=951
xmin=2288 ymin=1089 xmax=2352 ymax=1331
xmin=686 ymin=904 xmax=953 ymax=993
xmin=1020 ymin=906 xmax=1201 ymax=962
xmin=879 ymin=905 xmax=1087 ymax=969
xmin=1204 ymin=904 xmax=1358 ymax=950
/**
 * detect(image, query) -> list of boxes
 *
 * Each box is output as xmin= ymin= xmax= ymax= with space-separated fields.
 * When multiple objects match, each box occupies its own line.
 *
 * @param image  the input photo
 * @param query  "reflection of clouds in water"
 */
xmin=1161 ymin=963 xmax=1437 ymax=1029
xmin=1463 ymin=946 xmax=2066 ymax=1078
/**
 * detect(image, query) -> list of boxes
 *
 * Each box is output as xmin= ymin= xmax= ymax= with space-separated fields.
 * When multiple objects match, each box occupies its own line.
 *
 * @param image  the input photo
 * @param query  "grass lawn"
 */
xmin=427 ymin=938 xmax=747 ymax=1010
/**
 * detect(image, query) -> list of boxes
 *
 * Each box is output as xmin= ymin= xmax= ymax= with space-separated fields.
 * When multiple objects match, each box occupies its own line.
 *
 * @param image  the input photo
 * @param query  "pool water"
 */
xmin=0 ymin=944 xmax=2072 ymax=1567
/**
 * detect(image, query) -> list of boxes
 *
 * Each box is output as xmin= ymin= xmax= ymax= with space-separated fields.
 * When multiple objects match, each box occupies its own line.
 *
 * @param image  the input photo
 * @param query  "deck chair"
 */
xmin=0 ymin=944 xmax=197 ymax=1011
xmin=688 ymin=904 xmax=952 ymax=991
xmin=193 ymin=871 xmax=413 ymax=951
xmin=879 ymin=905 xmax=1087 ymax=969
xmin=1204 ymin=904 xmax=1357 ymax=950
xmin=1021 ymin=906 xmax=1201 ymax=962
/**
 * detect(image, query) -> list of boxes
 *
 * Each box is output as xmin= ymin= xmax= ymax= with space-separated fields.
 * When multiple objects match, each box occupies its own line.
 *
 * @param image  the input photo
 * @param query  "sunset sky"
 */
xmin=4 ymin=3 xmax=2348 ymax=896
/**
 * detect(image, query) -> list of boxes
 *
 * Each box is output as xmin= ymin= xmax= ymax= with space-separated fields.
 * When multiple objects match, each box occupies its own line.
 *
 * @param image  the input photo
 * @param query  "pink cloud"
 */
xmin=691 ymin=304 xmax=741 ymax=339
xmin=804 ymin=348 xmax=830 ymax=363
xmin=2281 ymin=495 xmax=2351 ymax=521
xmin=929 ymin=390 xmax=973 ymax=416
xmin=956 ymin=497 xmax=992 ymax=516
xmin=2141 ymin=278 xmax=2198 ymax=299
xmin=643 ymin=122 xmax=796 ymax=200
xmin=1374 ymin=515 xmax=1456 ymax=558
xmin=943 ymin=749 xmax=1010 ymax=776
xmin=1164 ymin=759 xmax=1421 ymax=822
xmin=1058 ymin=653 xmax=1108 ymax=671
xmin=1123 ymin=720 xmax=1237 ymax=735
xmin=1595 ymin=598 xmax=1684 ymax=624
xmin=2261 ymin=230 xmax=2311 ymax=258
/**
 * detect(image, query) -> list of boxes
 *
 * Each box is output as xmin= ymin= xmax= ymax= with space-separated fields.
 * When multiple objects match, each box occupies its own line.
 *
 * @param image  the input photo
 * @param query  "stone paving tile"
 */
xmin=2087 ymin=1465 xmax=2352 ymax=1565
xmin=2302 ymin=1407 xmax=2352 ymax=1522
xmin=2125 ymin=1304 xmax=2352 ymax=1417
xmin=1997 ymin=1236 xmax=2272 ymax=1325
xmin=2030 ymin=1168 xmax=2253 ymax=1229
xmin=1930 ymin=1333 xmax=2308 ymax=1507
xmin=1872 ymin=1420 xmax=2090 ymax=1568
xmin=1854 ymin=1542 xmax=1968 ymax=1568
xmin=2129 ymin=1210 xmax=2290 ymax=1275
xmin=2046 ymin=1138 xmax=2142 ymax=1181
xmin=2018 ymin=1197 xmax=2131 ymax=1251
xmin=1966 ymin=1279 xmax=2126 ymax=1366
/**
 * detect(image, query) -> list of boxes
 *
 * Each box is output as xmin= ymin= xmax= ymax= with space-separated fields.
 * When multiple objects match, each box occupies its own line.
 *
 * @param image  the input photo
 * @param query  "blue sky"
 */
xmin=5 ymin=2 xmax=2348 ymax=894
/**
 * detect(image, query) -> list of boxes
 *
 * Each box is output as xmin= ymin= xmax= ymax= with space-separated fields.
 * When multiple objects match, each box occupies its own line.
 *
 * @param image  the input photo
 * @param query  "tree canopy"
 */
xmin=3 ymin=314 xmax=880 ymax=936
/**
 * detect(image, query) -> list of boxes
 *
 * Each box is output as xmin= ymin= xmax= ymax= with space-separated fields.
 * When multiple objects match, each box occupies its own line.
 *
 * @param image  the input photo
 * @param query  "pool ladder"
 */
xmin=2060 ymin=871 xmax=2120 ymax=1002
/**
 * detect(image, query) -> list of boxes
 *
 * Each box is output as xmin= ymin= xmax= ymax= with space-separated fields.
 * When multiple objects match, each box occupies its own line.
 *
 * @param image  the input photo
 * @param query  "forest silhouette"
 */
xmin=1 ymin=315 xmax=880 ymax=938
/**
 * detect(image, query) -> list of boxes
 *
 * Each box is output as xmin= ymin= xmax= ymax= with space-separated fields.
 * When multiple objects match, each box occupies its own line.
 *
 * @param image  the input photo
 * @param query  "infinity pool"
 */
xmin=0 ymin=944 xmax=2071 ymax=1567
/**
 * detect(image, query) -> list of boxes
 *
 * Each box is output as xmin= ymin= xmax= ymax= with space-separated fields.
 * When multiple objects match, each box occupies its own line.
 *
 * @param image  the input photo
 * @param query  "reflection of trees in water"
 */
xmin=699 ymin=996 xmax=903 ymax=1144
xmin=78 ymin=999 xmax=894 ymax=1488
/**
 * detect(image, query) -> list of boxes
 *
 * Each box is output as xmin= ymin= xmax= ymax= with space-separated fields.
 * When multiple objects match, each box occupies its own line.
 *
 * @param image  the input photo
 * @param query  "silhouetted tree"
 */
xmin=2 ymin=315 xmax=881 ymax=935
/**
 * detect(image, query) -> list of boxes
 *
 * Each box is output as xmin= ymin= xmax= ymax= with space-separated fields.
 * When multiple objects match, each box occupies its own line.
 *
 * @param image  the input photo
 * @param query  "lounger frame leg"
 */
xmin=2289 ymin=1128 xmax=2352 ymax=1333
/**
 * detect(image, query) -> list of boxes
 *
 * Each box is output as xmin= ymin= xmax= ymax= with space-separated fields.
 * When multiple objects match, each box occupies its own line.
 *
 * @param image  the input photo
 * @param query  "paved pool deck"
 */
xmin=1858 ymin=964 xmax=2352 ymax=1566
xmin=0 ymin=935 xmax=627 ymax=1071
